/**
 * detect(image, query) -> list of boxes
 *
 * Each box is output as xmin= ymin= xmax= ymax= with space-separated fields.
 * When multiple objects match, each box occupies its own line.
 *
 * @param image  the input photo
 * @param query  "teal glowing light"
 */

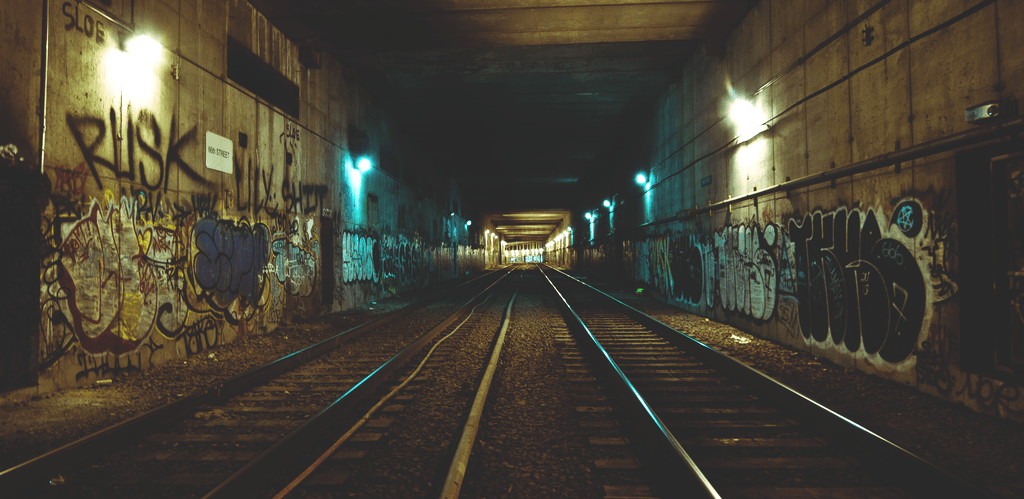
xmin=603 ymin=199 xmax=611 ymax=208
xmin=466 ymin=220 xmax=472 ymax=226
xmin=635 ymin=173 xmax=646 ymax=185
xmin=356 ymin=157 xmax=372 ymax=172
xmin=584 ymin=212 xmax=592 ymax=220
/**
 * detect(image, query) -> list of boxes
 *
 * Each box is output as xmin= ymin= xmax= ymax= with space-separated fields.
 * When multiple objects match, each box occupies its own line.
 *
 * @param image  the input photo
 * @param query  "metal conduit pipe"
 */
xmin=38 ymin=0 xmax=48 ymax=172
xmin=621 ymin=116 xmax=1024 ymax=235
xmin=685 ymin=115 xmax=1024 ymax=221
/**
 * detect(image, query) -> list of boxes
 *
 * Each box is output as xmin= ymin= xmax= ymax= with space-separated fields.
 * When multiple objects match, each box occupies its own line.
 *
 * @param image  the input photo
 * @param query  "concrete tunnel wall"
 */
xmin=0 ymin=0 xmax=482 ymax=394
xmin=567 ymin=0 xmax=1024 ymax=421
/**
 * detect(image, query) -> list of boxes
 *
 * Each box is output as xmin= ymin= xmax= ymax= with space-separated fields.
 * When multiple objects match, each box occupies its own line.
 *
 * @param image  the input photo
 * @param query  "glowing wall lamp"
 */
xmin=729 ymin=98 xmax=768 ymax=143
xmin=603 ymin=199 xmax=611 ymax=208
xmin=355 ymin=157 xmax=372 ymax=173
xmin=465 ymin=220 xmax=472 ymax=227
xmin=635 ymin=173 xmax=647 ymax=185
xmin=125 ymin=34 xmax=162 ymax=63
xmin=584 ymin=212 xmax=592 ymax=220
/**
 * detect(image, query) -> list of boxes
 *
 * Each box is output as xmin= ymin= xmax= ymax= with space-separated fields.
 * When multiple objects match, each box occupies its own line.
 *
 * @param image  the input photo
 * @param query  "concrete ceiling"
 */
xmin=250 ymin=0 xmax=754 ymax=241
xmin=483 ymin=210 xmax=571 ymax=243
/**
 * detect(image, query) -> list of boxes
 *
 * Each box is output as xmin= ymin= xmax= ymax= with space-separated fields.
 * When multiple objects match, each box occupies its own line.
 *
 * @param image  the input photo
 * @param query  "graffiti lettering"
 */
xmin=193 ymin=218 xmax=272 ymax=310
xmin=343 ymin=232 xmax=378 ymax=283
xmin=62 ymin=2 xmax=107 ymax=45
xmin=272 ymin=238 xmax=319 ymax=296
xmin=66 ymin=107 xmax=207 ymax=192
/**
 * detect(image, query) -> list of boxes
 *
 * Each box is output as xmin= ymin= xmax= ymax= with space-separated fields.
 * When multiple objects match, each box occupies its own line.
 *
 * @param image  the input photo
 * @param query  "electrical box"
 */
xmin=966 ymin=99 xmax=1017 ymax=125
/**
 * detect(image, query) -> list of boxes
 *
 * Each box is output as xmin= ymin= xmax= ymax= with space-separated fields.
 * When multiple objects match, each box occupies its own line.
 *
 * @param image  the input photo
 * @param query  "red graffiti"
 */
xmin=54 ymin=162 xmax=89 ymax=196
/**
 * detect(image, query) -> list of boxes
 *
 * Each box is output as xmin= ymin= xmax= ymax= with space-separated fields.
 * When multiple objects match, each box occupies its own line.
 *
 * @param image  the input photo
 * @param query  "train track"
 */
xmin=539 ymin=265 xmax=997 ymax=499
xmin=0 ymin=267 xmax=514 ymax=498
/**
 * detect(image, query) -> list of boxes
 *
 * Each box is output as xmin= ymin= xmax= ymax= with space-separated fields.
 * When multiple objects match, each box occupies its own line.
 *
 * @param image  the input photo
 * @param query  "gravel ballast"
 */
xmin=591 ymin=282 xmax=1024 ymax=499
xmin=4 ymin=270 xmax=1024 ymax=498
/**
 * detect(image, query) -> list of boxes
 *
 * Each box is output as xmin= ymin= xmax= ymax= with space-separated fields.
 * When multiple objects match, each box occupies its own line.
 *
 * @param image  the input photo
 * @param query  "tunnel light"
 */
xmin=635 ymin=173 xmax=647 ymax=185
xmin=466 ymin=220 xmax=472 ymax=226
xmin=729 ymin=98 xmax=768 ymax=143
xmin=584 ymin=212 xmax=592 ymax=220
xmin=603 ymin=199 xmax=611 ymax=208
xmin=356 ymin=156 xmax=372 ymax=172
xmin=126 ymin=35 xmax=163 ymax=62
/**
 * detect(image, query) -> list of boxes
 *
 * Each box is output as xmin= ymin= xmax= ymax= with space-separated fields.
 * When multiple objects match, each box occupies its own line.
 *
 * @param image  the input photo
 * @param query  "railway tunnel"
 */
xmin=1 ymin=0 xmax=1024 ymax=496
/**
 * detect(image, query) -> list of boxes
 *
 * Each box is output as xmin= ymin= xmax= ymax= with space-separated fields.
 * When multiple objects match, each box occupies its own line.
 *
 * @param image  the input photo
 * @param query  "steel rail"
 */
xmin=440 ymin=287 xmax=519 ymax=499
xmin=0 ymin=268 xmax=506 ymax=496
xmin=203 ymin=267 xmax=516 ymax=498
xmin=537 ymin=265 xmax=721 ymax=499
xmin=544 ymin=265 xmax=999 ymax=499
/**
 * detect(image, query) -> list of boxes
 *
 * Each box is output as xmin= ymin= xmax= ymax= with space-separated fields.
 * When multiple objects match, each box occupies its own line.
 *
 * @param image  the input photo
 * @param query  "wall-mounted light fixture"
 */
xmin=635 ymin=173 xmax=647 ymax=185
xmin=729 ymin=98 xmax=768 ymax=143
xmin=356 ymin=157 xmax=372 ymax=172
xmin=603 ymin=199 xmax=611 ymax=208
xmin=125 ymin=34 xmax=162 ymax=62
xmin=584 ymin=212 xmax=592 ymax=220
xmin=465 ymin=220 xmax=472 ymax=226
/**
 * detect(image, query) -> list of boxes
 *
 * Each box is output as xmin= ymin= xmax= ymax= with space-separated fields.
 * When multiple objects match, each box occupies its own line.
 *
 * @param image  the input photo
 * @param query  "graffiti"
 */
xmin=280 ymin=122 xmax=301 ymax=145
xmin=380 ymin=234 xmax=424 ymax=293
xmin=626 ymin=202 xmax=945 ymax=363
xmin=55 ymin=200 xmax=163 ymax=355
xmin=714 ymin=224 xmax=778 ymax=320
xmin=788 ymin=207 xmax=925 ymax=362
xmin=343 ymin=232 xmax=379 ymax=283
xmin=282 ymin=179 xmax=328 ymax=215
xmin=956 ymin=373 xmax=1024 ymax=417
xmin=914 ymin=340 xmax=954 ymax=395
xmin=272 ymin=238 xmax=319 ymax=296
xmin=892 ymin=201 xmax=922 ymax=237
xmin=74 ymin=336 xmax=162 ymax=382
xmin=66 ymin=107 xmax=207 ymax=192
xmin=671 ymin=235 xmax=710 ymax=308
xmin=761 ymin=204 xmax=775 ymax=226
xmin=180 ymin=316 xmax=220 ymax=356
xmin=919 ymin=192 xmax=958 ymax=303
xmin=62 ymin=1 xmax=108 ymax=45
xmin=776 ymin=296 xmax=801 ymax=338
xmin=233 ymin=154 xmax=328 ymax=217
xmin=53 ymin=162 xmax=90 ymax=197
xmin=193 ymin=218 xmax=272 ymax=310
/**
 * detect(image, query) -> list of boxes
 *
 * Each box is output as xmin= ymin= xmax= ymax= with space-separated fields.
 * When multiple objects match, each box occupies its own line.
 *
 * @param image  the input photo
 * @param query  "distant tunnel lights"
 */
xmin=729 ymin=98 xmax=768 ymax=143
